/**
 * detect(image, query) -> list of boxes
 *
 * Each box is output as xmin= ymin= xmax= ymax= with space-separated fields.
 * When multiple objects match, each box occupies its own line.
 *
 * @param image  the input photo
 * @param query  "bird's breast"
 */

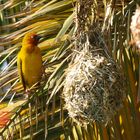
xmin=21 ymin=49 xmax=42 ymax=87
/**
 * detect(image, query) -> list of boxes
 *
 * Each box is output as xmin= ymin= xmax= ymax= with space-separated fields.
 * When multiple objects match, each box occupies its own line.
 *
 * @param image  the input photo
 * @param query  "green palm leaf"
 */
xmin=0 ymin=0 xmax=140 ymax=140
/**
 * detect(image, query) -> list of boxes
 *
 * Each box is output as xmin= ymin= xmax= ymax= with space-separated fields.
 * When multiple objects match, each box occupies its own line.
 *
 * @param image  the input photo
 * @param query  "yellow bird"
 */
xmin=17 ymin=32 xmax=43 ymax=92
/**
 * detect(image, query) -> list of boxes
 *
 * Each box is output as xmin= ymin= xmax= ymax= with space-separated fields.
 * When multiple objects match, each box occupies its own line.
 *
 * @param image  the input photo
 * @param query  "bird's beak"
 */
xmin=35 ymin=35 xmax=42 ymax=42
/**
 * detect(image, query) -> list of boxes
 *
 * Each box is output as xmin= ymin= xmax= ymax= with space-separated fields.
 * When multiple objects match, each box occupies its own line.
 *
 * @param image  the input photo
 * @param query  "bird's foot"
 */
xmin=23 ymin=89 xmax=31 ymax=99
xmin=25 ymin=89 xmax=30 ymax=94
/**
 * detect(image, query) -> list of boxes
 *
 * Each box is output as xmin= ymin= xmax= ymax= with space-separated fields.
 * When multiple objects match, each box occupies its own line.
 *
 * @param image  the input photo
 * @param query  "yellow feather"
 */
xmin=17 ymin=32 xmax=42 ymax=90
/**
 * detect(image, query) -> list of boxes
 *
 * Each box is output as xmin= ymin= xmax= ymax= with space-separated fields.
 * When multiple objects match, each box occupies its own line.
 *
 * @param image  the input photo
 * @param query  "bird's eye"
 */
xmin=31 ymin=35 xmax=35 ymax=39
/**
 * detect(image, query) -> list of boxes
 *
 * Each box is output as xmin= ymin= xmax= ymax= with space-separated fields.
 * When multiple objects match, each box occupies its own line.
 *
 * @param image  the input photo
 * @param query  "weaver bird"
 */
xmin=17 ymin=32 xmax=43 ymax=93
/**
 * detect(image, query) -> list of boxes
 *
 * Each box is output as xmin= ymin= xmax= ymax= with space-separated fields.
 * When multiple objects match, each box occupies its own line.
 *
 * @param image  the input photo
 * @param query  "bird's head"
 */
xmin=22 ymin=32 xmax=41 ymax=52
xmin=22 ymin=32 xmax=41 ymax=46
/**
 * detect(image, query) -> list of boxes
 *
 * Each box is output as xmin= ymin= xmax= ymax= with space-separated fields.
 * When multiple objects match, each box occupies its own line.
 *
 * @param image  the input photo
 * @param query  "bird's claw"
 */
xmin=23 ymin=89 xmax=31 ymax=99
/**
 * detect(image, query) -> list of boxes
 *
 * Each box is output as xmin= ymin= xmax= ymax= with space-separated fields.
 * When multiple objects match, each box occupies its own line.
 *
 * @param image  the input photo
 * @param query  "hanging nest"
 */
xmin=63 ymin=0 xmax=126 ymax=125
xmin=63 ymin=34 xmax=126 ymax=124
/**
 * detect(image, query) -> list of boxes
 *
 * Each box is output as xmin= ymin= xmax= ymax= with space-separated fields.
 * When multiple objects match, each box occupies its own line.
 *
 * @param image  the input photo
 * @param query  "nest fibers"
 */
xmin=63 ymin=0 xmax=126 ymax=125
xmin=63 ymin=44 xmax=126 ymax=125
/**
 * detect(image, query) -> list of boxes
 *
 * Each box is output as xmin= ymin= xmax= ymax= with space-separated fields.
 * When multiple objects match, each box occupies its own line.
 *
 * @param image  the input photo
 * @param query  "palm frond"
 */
xmin=0 ymin=0 xmax=140 ymax=140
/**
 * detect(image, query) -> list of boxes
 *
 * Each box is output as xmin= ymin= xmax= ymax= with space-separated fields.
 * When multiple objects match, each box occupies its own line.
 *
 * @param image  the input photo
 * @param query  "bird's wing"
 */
xmin=17 ymin=54 xmax=26 ymax=90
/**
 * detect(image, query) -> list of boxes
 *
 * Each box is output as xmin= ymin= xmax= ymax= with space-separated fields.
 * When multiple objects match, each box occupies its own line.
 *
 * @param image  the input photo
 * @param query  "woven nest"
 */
xmin=63 ymin=0 xmax=126 ymax=125
xmin=63 ymin=42 xmax=126 ymax=125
